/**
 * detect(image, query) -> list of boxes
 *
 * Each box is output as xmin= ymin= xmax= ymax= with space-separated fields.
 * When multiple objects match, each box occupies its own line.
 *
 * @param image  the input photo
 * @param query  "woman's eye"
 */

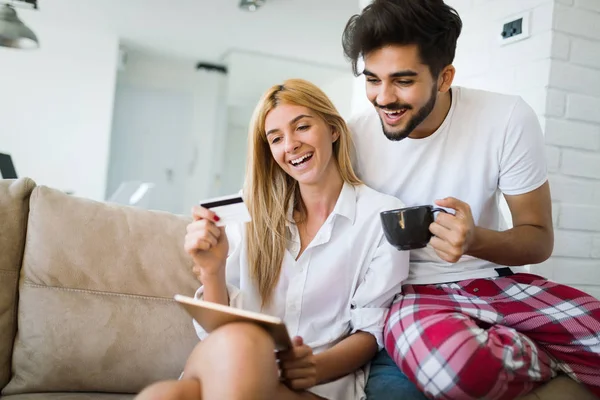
xmin=271 ymin=137 xmax=281 ymax=144
xmin=297 ymin=125 xmax=309 ymax=131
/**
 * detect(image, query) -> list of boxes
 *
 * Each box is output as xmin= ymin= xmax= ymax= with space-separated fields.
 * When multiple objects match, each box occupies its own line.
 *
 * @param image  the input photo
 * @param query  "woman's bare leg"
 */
xmin=184 ymin=322 xmax=280 ymax=399
xmin=136 ymin=322 xmax=280 ymax=400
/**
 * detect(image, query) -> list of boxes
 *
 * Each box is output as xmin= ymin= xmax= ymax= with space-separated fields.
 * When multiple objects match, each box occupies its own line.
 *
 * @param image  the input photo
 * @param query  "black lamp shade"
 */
xmin=0 ymin=4 xmax=39 ymax=49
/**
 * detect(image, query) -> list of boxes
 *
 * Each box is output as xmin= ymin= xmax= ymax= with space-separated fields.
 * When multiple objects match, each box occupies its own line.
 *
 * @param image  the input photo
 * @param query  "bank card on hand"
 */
xmin=199 ymin=193 xmax=251 ymax=227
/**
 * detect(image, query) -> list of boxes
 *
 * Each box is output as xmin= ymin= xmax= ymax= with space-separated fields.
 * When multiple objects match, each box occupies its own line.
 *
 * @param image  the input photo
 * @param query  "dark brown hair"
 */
xmin=342 ymin=0 xmax=462 ymax=77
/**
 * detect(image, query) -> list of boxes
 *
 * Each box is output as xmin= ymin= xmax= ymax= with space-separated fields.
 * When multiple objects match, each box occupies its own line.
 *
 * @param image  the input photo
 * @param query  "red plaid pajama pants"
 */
xmin=384 ymin=273 xmax=600 ymax=400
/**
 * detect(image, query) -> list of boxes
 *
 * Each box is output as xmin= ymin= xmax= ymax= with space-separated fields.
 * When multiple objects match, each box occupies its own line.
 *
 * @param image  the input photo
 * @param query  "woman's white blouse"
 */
xmin=193 ymin=183 xmax=409 ymax=400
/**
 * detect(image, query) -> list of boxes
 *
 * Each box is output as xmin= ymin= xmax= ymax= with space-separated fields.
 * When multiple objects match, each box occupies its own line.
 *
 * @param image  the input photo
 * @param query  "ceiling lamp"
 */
xmin=239 ymin=0 xmax=265 ymax=12
xmin=0 ymin=0 xmax=39 ymax=49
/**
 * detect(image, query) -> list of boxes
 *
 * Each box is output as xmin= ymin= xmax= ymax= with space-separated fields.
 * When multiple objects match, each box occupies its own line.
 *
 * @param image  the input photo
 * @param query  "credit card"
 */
xmin=199 ymin=193 xmax=251 ymax=227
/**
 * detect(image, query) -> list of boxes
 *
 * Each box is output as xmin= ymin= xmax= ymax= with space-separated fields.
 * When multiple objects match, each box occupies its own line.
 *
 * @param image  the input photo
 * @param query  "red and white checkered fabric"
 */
xmin=384 ymin=273 xmax=600 ymax=400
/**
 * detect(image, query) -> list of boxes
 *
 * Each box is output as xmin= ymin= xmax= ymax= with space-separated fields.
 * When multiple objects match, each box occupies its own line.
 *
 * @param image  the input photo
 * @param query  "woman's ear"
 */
xmin=332 ymin=128 xmax=340 ymax=143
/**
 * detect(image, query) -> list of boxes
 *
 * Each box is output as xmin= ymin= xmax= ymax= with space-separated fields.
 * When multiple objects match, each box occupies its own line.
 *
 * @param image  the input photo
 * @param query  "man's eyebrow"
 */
xmin=363 ymin=69 xmax=418 ymax=78
xmin=266 ymin=114 xmax=313 ymax=136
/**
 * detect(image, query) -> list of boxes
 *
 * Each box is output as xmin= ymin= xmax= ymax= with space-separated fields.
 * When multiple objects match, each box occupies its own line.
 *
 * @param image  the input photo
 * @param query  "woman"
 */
xmin=136 ymin=79 xmax=409 ymax=400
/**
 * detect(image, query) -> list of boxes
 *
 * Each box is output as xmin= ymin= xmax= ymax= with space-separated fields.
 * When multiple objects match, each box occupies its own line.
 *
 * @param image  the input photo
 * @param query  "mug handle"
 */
xmin=432 ymin=207 xmax=449 ymax=215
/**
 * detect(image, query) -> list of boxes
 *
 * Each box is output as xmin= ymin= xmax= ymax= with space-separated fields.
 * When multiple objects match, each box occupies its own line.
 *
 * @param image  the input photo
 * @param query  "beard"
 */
xmin=376 ymin=84 xmax=438 ymax=141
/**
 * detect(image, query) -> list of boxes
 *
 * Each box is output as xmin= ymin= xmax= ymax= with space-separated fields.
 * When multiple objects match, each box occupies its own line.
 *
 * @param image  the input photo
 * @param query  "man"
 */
xmin=342 ymin=1 xmax=600 ymax=399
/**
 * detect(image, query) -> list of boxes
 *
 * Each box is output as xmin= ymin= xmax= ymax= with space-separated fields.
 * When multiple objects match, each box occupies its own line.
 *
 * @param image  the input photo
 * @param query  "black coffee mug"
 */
xmin=380 ymin=205 xmax=449 ymax=251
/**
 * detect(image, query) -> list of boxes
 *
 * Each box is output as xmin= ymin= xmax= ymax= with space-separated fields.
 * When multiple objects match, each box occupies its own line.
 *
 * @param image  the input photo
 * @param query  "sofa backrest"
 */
xmin=2 ymin=182 xmax=201 ymax=396
xmin=0 ymin=178 xmax=36 ymax=391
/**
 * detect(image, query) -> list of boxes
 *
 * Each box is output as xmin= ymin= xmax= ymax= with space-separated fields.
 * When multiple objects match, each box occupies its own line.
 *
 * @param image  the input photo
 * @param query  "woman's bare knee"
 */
xmin=206 ymin=322 xmax=275 ymax=351
xmin=185 ymin=322 xmax=275 ymax=376
xmin=181 ymin=323 xmax=279 ymax=399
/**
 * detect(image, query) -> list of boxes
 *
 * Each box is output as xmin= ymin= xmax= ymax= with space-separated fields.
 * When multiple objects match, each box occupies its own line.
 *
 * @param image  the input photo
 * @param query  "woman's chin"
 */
xmin=292 ymin=172 xmax=320 ymax=187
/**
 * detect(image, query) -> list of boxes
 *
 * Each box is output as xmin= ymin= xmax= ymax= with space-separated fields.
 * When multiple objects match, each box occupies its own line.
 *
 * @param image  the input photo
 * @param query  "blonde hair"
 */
xmin=244 ymin=78 xmax=361 ymax=306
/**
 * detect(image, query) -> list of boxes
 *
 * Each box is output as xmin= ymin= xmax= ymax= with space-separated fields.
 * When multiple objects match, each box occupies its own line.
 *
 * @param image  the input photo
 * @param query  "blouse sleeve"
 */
xmin=349 ymin=234 xmax=409 ymax=350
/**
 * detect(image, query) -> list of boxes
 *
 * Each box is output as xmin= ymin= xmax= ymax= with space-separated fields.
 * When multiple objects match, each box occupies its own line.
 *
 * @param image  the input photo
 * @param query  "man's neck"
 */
xmin=410 ymin=89 xmax=453 ymax=140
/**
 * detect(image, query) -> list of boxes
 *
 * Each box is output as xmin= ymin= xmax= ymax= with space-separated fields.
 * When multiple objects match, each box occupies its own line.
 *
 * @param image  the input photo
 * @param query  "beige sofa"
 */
xmin=1 ymin=178 xmax=199 ymax=399
xmin=0 ymin=178 xmax=595 ymax=400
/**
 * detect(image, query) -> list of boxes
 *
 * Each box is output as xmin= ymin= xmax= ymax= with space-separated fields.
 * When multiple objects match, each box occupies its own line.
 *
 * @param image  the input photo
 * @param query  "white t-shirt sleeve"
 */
xmin=349 ymin=226 xmax=409 ymax=350
xmin=498 ymin=98 xmax=548 ymax=196
xmin=347 ymin=108 xmax=377 ymax=179
xmin=193 ymin=223 xmax=244 ymax=340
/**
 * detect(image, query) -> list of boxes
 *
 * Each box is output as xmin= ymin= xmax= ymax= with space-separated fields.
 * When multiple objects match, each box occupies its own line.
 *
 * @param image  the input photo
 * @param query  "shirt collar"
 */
xmin=332 ymin=181 xmax=357 ymax=224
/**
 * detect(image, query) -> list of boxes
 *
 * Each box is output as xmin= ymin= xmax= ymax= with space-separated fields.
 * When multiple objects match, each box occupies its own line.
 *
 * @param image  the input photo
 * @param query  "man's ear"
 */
xmin=438 ymin=65 xmax=455 ymax=93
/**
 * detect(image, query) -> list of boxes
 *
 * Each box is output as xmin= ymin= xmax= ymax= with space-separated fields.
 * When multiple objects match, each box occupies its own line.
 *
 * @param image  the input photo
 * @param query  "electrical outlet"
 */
xmin=502 ymin=19 xmax=522 ymax=39
xmin=499 ymin=12 xmax=530 ymax=46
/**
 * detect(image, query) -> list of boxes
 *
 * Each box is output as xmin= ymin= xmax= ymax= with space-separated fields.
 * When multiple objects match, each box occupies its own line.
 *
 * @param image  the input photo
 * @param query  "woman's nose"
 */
xmin=284 ymin=136 xmax=300 ymax=153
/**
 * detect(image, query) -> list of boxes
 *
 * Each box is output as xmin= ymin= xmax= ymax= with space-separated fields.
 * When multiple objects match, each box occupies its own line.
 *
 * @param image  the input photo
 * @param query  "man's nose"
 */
xmin=376 ymin=83 xmax=397 ymax=107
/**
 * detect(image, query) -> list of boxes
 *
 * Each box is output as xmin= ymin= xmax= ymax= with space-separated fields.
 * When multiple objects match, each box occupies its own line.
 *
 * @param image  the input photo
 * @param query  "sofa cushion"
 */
xmin=0 ymin=178 xmax=36 ymax=390
xmin=3 ymin=185 xmax=200 ymax=395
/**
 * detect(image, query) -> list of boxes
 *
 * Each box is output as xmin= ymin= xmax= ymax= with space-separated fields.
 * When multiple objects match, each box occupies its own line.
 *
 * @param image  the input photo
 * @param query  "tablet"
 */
xmin=174 ymin=294 xmax=293 ymax=350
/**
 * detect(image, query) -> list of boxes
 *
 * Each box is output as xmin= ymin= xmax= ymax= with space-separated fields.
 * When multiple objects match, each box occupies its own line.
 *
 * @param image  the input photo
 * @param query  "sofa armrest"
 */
xmin=0 ymin=178 xmax=36 ymax=391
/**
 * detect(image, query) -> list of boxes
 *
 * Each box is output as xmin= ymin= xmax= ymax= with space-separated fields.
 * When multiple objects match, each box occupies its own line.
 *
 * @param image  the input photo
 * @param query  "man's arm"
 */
xmin=430 ymin=181 xmax=554 ymax=265
xmin=469 ymin=181 xmax=553 ymax=265
xmin=278 ymin=332 xmax=377 ymax=390
xmin=314 ymin=331 xmax=378 ymax=384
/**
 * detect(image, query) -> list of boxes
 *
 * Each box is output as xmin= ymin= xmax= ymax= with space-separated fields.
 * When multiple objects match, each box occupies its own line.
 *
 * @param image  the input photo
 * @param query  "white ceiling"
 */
xmin=34 ymin=0 xmax=360 ymax=68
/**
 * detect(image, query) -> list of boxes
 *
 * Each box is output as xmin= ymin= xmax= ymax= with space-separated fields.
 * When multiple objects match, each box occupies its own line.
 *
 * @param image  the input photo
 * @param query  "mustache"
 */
xmin=374 ymin=102 xmax=413 ymax=111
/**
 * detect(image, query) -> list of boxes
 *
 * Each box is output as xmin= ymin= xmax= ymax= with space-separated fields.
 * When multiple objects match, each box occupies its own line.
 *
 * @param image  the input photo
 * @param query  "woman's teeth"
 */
xmin=290 ymin=153 xmax=313 ymax=166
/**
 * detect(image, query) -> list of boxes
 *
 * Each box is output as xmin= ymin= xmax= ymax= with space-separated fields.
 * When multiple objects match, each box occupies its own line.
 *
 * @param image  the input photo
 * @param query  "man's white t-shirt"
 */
xmin=348 ymin=86 xmax=548 ymax=285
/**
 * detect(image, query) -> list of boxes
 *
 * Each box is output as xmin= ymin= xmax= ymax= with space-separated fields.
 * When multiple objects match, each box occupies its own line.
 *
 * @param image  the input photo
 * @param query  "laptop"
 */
xmin=0 ymin=153 xmax=18 ymax=179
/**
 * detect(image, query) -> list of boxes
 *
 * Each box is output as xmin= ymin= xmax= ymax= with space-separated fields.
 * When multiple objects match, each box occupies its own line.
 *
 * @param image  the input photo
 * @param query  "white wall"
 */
xmin=225 ymin=51 xmax=354 ymax=113
xmin=0 ymin=9 xmax=118 ymax=201
xmin=450 ymin=0 xmax=554 ymax=119
xmin=220 ymin=106 xmax=252 ymax=196
xmin=112 ymin=50 xmax=227 ymax=212
xmin=107 ymin=85 xmax=193 ymax=214
xmin=322 ymin=75 xmax=355 ymax=121
xmin=538 ymin=0 xmax=600 ymax=299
